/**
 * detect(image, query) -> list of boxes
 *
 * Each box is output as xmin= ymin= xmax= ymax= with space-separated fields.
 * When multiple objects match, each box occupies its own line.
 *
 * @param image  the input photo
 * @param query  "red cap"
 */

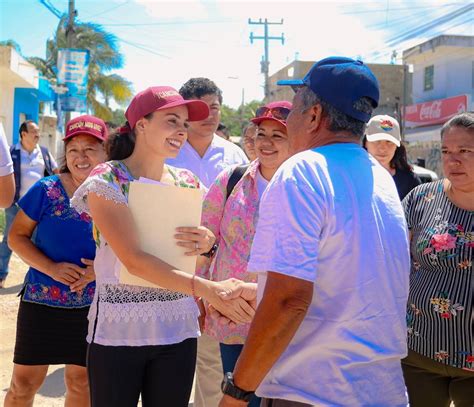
xmin=125 ymin=86 xmax=210 ymax=129
xmin=251 ymin=100 xmax=293 ymax=127
xmin=64 ymin=115 xmax=108 ymax=142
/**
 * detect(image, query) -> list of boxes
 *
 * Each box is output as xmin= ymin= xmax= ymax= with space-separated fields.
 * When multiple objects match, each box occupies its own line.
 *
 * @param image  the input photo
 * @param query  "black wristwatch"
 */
xmin=221 ymin=372 xmax=255 ymax=402
xmin=201 ymin=243 xmax=218 ymax=258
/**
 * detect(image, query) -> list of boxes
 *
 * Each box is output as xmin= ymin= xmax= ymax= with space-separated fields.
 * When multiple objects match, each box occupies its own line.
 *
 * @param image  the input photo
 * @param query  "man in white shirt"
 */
xmin=219 ymin=57 xmax=410 ymax=407
xmin=167 ymin=77 xmax=248 ymax=188
xmin=167 ymin=77 xmax=248 ymax=407
xmin=0 ymin=120 xmax=58 ymax=287
xmin=0 ymin=123 xmax=14 ymax=208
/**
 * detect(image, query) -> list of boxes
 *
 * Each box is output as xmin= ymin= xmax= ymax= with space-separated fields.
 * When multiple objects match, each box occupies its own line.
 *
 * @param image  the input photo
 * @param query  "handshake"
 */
xmin=200 ymin=279 xmax=258 ymax=328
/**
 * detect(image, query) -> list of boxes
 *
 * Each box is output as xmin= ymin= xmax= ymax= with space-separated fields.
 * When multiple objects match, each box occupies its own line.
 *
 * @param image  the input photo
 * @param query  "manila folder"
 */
xmin=119 ymin=181 xmax=203 ymax=288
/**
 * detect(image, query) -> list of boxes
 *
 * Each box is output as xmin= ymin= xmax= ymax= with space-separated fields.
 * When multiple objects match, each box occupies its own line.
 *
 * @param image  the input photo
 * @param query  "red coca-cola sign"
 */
xmin=404 ymin=95 xmax=468 ymax=128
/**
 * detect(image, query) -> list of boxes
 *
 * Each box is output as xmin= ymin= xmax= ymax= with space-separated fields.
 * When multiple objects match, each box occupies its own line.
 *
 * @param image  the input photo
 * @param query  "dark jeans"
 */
xmin=87 ymin=338 xmax=197 ymax=407
xmin=402 ymin=349 xmax=474 ymax=407
xmin=220 ymin=343 xmax=261 ymax=407
xmin=0 ymin=204 xmax=19 ymax=280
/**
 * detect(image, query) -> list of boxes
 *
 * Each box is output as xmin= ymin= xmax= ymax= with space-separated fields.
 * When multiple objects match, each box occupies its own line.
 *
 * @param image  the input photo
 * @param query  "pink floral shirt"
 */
xmin=197 ymin=160 xmax=261 ymax=344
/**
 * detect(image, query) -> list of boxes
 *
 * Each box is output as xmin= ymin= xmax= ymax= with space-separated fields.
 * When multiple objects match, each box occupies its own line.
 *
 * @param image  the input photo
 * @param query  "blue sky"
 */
xmin=1 ymin=0 xmax=473 ymax=108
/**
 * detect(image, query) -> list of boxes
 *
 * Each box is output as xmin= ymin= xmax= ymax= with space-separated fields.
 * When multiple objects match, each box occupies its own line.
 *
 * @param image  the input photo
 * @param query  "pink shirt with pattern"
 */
xmin=197 ymin=159 xmax=262 ymax=344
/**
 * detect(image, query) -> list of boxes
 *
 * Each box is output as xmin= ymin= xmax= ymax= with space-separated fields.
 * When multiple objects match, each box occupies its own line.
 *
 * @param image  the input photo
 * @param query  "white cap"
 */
xmin=365 ymin=115 xmax=401 ymax=147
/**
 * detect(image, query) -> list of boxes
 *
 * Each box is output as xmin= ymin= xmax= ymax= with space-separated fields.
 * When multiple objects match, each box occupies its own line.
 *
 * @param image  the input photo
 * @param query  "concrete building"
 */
xmin=268 ymin=60 xmax=410 ymax=120
xmin=402 ymin=35 xmax=473 ymax=175
xmin=0 ymin=46 xmax=57 ymax=152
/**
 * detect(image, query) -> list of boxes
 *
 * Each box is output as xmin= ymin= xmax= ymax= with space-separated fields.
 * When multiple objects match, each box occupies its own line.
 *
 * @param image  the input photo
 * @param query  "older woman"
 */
xmin=241 ymin=122 xmax=258 ymax=161
xmin=5 ymin=115 xmax=108 ymax=406
xmin=402 ymin=112 xmax=474 ymax=407
xmin=197 ymin=100 xmax=292 ymax=407
xmin=364 ymin=115 xmax=421 ymax=200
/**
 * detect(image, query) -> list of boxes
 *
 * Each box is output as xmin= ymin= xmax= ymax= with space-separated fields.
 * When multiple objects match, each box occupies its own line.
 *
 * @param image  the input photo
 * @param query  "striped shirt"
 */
xmin=403 ymin=180 xmax=474 ymax=370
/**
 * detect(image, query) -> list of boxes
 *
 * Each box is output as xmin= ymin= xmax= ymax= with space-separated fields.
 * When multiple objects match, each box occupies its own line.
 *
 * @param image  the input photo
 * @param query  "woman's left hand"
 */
xmin=175 ymin=226 xmax=216 ymax=256
xmin=70 ymin=258 xmax=96 ymax=292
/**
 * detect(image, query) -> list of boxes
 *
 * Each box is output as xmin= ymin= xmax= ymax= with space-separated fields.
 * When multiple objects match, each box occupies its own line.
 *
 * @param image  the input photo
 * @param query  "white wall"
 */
xmin=0 ymin=83 xmax=16 ymax=145
xmin=411 ymin=48 xmax=474 ymax=106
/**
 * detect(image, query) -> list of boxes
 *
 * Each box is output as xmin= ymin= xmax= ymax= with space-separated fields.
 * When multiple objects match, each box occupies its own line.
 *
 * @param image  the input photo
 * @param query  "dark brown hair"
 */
xmin=106 ymin=113 xmax=153 ymax=160
xmin=362 ymin=136 xmax=413 ymax=172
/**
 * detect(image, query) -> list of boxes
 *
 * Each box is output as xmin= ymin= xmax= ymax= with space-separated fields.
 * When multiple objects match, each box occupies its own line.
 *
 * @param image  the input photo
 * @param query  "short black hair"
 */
xmin=179 ymin=77 xmax=223 ymax=104
xmin=19 ymin=120 xmax=36 ymax=138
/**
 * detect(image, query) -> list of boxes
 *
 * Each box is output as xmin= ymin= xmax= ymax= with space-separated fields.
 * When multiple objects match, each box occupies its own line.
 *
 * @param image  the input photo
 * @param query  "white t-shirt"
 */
xmin=248 ymin=143 xmax=410 ymax=406
xmin=0 ymin=124 xmax=13 ymax=176
xmin=167 ymin=134 xmax=248 ymax=187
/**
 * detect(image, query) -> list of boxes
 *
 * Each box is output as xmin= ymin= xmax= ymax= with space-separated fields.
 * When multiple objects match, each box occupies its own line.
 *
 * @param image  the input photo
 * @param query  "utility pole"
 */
xmin=249 ymin=18 xmax=284 ymax=100
xmin=64 ymin=0 xmax=76 ymax=125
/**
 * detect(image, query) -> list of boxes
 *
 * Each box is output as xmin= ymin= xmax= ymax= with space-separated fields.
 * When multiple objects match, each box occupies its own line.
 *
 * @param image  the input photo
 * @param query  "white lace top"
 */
xmin=71 ymin=160 xmax=201 ymax=346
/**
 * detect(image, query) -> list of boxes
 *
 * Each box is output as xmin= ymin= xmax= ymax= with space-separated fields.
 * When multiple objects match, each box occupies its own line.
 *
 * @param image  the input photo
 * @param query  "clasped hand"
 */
xmin=206 ymin=279 xmax=258 ymax=326
xmin=48 ymin=258 xmax=95 ymax=292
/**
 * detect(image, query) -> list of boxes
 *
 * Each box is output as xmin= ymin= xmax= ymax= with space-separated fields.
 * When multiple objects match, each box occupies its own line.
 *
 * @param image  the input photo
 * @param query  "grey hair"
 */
xmin=440 ymin=112 xmax=474 ymax=139
xmin=298 ymin=87 xmax=374 ymax=138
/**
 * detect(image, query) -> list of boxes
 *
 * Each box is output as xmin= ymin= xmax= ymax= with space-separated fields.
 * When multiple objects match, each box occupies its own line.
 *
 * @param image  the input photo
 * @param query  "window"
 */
xmin=424 ymin=65 xmax=434 ymax=91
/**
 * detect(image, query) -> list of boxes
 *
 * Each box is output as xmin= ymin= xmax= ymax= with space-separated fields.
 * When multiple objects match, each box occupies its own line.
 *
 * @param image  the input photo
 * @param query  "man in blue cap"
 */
xmin=218 ymin=57 xmax=410 ymax=406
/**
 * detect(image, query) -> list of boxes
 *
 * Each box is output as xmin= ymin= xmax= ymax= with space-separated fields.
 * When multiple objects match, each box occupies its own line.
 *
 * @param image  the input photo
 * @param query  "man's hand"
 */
xmin=207 ymin=279 xmax=257 ymax=324
xmin=207 ymin=282 xmax=258 ymax=327
xmin=70 ymin=258 xmax=95 ymax=292
xmin=218 ymin=395 xmax=248 ymax=407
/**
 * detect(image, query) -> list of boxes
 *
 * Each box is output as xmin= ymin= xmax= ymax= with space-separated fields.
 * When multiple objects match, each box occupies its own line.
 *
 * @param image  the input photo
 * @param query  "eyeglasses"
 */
xmin=255 ymin=106 xmax=291 ymax=121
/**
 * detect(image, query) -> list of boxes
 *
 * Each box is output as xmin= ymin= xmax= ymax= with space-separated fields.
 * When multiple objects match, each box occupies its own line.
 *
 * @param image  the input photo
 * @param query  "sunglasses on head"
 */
xmin=255 ymin=106 xmax=291 ymax=121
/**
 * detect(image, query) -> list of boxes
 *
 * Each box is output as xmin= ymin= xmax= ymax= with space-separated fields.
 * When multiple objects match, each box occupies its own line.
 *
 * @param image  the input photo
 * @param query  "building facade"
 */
xmin=0 ymin=46 xmax=57 ymax=153
xmin=402 ymin=35 xmax=474 ymax=175
xmin=267 ymin=60 xmax=411 ymax=121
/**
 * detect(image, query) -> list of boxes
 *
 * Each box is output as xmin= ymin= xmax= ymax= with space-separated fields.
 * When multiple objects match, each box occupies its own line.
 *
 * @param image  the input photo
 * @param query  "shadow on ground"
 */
xmin=0 ymin=284 xmax=22 ymax=296
xmin=38 ymin=368 xmax=65 ymax=398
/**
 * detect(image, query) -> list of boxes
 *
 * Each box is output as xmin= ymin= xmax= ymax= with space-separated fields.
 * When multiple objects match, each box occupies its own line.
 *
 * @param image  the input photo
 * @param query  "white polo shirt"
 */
xmin=0 ymin=124 xmax=13 ymax=176
xmin=248 ymin=143 xmax=410 ymax=406
xmin=166 ymin=135 xmax=248 ymax=187
xmin=15 ymin=143 xmax=58 ymax=199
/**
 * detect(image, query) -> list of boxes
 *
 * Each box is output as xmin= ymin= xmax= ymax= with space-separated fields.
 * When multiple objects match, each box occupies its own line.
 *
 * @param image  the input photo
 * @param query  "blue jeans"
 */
xmin=0 ymin=204 xmax=19 ymax=280
xmin=220 ymin=343 xmax=261 ymax=407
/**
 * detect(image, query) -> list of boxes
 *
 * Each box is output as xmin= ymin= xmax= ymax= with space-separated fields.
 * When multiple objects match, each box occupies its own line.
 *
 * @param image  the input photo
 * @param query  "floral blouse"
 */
xmin=71 ymin=161 xmax=202 ymax=346
xmin=196 ymin=160 xmax=261 ymax=344
xmin=18 ymin=176 xmax=95 ymax=308
xmin=403 ymin=180 xmax=473 ymax=370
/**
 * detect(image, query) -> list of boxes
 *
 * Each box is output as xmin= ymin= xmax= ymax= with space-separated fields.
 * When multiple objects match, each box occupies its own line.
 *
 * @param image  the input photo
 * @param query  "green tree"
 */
xmin=27 ymin=16 xmax=133 ymax=122
xmin=221 ymin=100 xmax=263 ymax=138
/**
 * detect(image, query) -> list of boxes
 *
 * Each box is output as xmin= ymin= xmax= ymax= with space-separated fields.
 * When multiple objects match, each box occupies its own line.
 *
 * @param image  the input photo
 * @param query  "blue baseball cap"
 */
xmin=277 ymin=56 xmax=379 ymax=123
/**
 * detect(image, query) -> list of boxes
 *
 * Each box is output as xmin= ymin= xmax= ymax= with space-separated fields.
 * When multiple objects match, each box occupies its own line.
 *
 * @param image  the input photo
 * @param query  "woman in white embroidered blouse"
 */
xmin=72 ymin=86 xmax=256 ymax=407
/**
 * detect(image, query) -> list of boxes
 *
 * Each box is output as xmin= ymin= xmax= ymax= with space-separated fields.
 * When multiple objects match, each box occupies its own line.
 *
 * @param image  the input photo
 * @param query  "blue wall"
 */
xmin=12 ymin=79 xmax=55 ymax=144
xmin=12 ymin=88 xmax=40 ymax=145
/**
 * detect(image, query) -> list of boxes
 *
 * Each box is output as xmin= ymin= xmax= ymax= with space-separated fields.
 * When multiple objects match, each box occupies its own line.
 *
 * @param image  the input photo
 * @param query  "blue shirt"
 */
xmin=19 ymin=175 xmax=95 ymax=308
xmin=166 ymin=135 xmax=248 ymax=188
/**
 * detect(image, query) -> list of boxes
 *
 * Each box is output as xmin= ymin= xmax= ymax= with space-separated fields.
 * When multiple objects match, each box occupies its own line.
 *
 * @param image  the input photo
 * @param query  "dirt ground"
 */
xmin=0 ymin=232 xmax=195 ymax=406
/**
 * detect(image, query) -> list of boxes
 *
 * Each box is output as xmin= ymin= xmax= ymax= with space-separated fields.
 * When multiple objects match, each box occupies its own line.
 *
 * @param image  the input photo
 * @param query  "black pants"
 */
xmin=87 ymin=338 xmax=197 ymax=407
xmin=402 ymin=349 xmax=474 ymax=407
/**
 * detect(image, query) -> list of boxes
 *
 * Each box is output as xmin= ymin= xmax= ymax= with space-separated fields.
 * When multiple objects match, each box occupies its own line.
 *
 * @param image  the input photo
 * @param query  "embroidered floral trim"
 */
xmin=23 ymin=282 xmax=95 ymax=308
xmin=96 ymin=283 xmax=198 ymax=323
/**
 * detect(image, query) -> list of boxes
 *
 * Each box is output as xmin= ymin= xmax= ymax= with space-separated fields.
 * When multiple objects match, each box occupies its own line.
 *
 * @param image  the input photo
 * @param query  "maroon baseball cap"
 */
xmin=251 ymin=100 xmax=293 ymax=127
xmin=125 ymin=86 xmax=210 ymax=129
xmin=64 ymin=115 xmax=108 ymax=142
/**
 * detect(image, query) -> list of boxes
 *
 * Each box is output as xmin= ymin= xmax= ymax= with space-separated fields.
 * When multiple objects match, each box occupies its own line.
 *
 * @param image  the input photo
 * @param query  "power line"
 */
xmin=101 ymin=19 xmax=236 ymax=27
xmin=37 ymin=0 xmax=62 ymax=18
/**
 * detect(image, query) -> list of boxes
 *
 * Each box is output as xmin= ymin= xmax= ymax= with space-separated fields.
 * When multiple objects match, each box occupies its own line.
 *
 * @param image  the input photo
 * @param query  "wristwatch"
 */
xmin=201 ymin=243 xmax=218 ymax=258
xmin=221 ymin=372 xmax=255 ymax=402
